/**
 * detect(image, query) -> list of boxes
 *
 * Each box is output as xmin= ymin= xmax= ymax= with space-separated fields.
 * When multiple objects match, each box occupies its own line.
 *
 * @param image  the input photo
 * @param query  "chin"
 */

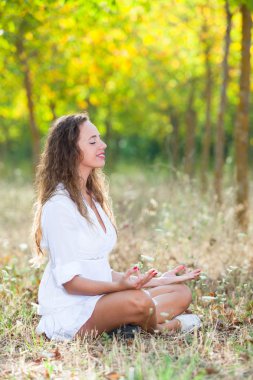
xmin=93 ymin=162 xmax=106 ymax=168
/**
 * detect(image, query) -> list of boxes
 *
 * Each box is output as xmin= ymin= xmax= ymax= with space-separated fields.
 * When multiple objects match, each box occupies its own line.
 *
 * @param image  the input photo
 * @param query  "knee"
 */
xmin=131 ymin=291 xmax=156 ymax=318
xmin=179 ymin=284 xmax=192 ymax=308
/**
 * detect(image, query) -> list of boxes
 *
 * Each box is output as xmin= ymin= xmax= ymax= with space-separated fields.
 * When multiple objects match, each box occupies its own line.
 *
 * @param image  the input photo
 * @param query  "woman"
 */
xmin=33 ymin=113 xmax=201 ymax=341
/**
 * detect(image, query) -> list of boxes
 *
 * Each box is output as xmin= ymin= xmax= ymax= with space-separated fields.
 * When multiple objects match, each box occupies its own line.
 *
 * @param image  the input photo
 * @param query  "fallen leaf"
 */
xmin=54 ymin=347 xmax=62 ymax=360
xmin=205 ymin=367 xmax=219 ymax=375
xmin=105 ymin=371 xmax=122 ymax=380
xmin=33 ymin=357 xmax=44 ymax=364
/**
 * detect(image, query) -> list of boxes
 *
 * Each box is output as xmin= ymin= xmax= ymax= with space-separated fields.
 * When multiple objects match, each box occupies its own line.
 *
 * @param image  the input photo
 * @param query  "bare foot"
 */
xmin=156 ymin=319 xmax=181 ymax=334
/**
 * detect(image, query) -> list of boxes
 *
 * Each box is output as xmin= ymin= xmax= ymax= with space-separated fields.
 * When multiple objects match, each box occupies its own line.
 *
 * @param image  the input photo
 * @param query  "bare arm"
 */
xmin=64 ymin=267 xmax=157 ymax=295
xmin=144 ymin=266 xmax=201 ymax=287
xmin=64 ymin=276 xmax=121 ymax=295
xmin=111 ymin=270 xmax=125 ymax=282
xmin=127 ymin=265 xmax=201 ymax=288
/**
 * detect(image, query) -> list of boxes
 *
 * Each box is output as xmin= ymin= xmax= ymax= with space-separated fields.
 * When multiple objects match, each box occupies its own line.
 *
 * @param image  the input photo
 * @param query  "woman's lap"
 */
xmin=76 ymin=289 xmax=155 ymax=337
xmin=76 ymin=284 xmax=192 ymax=337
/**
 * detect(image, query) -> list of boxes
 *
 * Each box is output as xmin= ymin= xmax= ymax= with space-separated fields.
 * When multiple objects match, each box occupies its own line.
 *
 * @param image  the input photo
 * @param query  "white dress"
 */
xmin=36 ymin=183 xmax=117 ymax=341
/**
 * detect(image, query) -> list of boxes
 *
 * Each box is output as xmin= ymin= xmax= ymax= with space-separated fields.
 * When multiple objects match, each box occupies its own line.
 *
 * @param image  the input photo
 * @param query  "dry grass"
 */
xmin=0 ymin=167 xmax=253 ymax=379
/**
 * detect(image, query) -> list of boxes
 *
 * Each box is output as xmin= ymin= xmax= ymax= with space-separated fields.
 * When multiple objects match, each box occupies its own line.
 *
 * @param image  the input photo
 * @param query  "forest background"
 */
xmin=1 ymin=0 xmax=253 ymax=229
xmin=0 ymin=0 xmax=253 ymax=379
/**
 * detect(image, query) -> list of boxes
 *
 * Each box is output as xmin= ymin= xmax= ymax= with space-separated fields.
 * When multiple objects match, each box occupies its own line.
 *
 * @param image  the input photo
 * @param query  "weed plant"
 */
xmin=0 ymin=169 xmax=252 ymax=379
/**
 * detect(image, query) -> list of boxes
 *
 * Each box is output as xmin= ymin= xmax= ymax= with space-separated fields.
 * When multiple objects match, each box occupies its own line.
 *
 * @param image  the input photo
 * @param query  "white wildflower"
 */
xmin=31 ymin=302 xmax=40 ymax=313
xmin=140 ymin=254 xmax=155 ymax=262
xmin=19 ymin=243 xmax=28 ymax=251
xmin=201 ymin=296 xmax=217 ymax=302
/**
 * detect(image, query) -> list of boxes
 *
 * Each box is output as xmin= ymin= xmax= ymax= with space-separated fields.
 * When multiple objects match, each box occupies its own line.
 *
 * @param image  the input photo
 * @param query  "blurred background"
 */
xmin=0 ymin=1 xmax=252 ymax=176
xmin=0 ymin=0 xmax=252 ymax=272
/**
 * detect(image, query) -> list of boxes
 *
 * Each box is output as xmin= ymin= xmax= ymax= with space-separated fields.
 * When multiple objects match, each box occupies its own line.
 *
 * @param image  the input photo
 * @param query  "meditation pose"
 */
xmin=33 ymin=113 xmax=201 ymax=341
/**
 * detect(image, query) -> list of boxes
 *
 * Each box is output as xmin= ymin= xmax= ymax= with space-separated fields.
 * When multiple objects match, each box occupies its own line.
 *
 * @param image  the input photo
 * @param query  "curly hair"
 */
xmin=32 ymin=112 xmax=117 ymax=255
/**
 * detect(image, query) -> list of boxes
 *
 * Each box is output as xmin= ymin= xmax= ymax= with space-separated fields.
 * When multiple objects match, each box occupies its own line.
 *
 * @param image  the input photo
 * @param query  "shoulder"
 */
xmin=42 ymin=184 xmax=78 ymax=221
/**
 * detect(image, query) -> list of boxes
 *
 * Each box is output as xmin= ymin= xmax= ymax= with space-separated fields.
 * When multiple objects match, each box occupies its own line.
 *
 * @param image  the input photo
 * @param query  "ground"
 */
xmin=0 ymin=167 xmax=253 ymax=379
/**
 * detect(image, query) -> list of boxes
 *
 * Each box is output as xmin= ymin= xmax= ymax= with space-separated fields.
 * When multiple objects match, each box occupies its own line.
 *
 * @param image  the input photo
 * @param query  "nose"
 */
xmin=101 ymin=139 xmax=107 ymax=149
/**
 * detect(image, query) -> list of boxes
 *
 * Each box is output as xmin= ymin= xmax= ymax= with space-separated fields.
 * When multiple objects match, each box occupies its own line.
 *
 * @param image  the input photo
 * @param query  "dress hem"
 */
xmin=36 ymin=294 xmax=104 ymax=341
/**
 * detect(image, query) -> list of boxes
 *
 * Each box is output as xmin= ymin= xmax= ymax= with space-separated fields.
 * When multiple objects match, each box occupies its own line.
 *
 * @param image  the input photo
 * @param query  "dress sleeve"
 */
xmin=41 ymin=198 xmax=83 ymax=288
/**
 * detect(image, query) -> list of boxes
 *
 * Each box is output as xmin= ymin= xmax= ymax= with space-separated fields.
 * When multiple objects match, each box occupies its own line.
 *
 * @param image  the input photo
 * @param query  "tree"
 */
xmin=214 ymin=0 xmax=233 ymax=204
xmin=235 ymin=2 xmax=252 ymax=231
xmin=184 ymin=79 xmax=197 ymax=178
xmin=200 ymin=5 xmax=214 ymax=192
xmin=15 ymin=25 xmax=40 ymax=169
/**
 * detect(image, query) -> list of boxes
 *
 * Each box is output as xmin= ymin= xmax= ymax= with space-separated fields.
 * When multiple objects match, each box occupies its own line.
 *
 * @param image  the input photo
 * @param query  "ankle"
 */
xmin=157 ymin=319 xmax=181 ymax=332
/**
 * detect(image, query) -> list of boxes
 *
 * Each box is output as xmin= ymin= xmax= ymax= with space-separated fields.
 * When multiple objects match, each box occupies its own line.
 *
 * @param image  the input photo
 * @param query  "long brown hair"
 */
xmin=32 ymin=112 xmax=117 ymax=255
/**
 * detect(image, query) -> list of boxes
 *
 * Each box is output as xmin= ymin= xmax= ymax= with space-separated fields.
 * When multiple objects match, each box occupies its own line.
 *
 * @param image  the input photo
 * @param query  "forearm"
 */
xmin=63 ymin=275 xmax=121 ymax=295
xmin=111 ymin=270 xmax=125 ymax=282
xmin=143 ymin=277 xmax=166 ymax=288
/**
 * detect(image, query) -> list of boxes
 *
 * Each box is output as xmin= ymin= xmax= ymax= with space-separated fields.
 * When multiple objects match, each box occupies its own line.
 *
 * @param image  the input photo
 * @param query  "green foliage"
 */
xmin=0 ymin=0 xmax=252 ymax=168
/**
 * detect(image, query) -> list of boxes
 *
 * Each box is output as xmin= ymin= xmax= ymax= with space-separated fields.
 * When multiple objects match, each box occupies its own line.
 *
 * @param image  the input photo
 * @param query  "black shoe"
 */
xmin=107 ymin=324 xmax=141 ymax=339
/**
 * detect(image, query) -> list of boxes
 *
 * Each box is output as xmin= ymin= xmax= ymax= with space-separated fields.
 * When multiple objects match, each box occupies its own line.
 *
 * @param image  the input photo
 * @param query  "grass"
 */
xmin=0 ymin=167 xmax=253 ymax=379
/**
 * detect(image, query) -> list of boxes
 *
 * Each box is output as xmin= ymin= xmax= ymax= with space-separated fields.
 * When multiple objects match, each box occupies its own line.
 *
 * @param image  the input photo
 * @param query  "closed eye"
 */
xmin=90 ymin=142 xmax=96 ymax=145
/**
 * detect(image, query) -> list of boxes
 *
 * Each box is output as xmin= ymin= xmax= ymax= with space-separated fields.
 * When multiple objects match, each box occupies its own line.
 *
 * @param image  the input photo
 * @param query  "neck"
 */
xmin=78 ymin=165 xmax=92 ymax=196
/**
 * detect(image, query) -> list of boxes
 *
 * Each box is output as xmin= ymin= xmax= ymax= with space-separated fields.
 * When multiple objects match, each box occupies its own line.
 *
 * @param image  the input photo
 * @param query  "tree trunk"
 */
xmin=200 ymin=18 xmax=213 ymax=192
xmin=0 ymin=118 xmax=11 ymax=161
xmin=184 ymin=83 xmax=196 ymax=178
xmin=235 ymin=4 xmax=252 ymax=231
xmin=49 ymin=101 xmax=57 ymax=121
xmin=163 ymin=109 xmax=179 ymax=177
xmin=16 ymin=38 xmax=40 ymax=170
xmin=214 ymin=0 xmax=232 ymax=204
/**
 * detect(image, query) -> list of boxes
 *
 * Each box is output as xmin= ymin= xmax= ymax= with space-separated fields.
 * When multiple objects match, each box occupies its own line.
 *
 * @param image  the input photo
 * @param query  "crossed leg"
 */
xmin=76 ymin=289 xmax=157 ymax=339
xmin=145 ymin=283 xmax=192 ymax=331
xmin=76 ymin=284 xmax=192 ymax=338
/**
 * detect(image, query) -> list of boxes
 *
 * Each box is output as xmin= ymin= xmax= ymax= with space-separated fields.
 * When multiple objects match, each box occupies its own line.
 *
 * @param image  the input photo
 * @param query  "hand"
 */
xmin=117 ymin=267 xmax=158 ymax=291
xmin=160 ymin=265 xmax=201 ymax=285
xmin=161 ymin=264 xmax=186 ymax=278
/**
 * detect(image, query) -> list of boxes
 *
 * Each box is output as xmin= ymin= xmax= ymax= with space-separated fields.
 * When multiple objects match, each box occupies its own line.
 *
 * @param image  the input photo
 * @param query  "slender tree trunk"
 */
xmin=200 ymin=14 xmax=213 ymax=192
xmin=184 ymin=84 xmax=196 ymax=178
xmin=0 ymin=119 xmax=11 ymax=161
xmin=235 ymin=4 xmax=252 ymax=231
xmin=163 ymin=109 xmax=179 ymax=177
xmin=16 ymin=38 xmax=40 ymax=170
xmin=214 ymin=0 xmax=232 ymax=204
xmin=167 ymin=110 xmax=179 ymax=176
xmin=49 ymin=101 xmax=57 ymax=121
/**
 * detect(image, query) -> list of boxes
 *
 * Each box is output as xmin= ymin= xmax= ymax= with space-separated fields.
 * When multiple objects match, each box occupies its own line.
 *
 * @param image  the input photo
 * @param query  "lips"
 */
xmin=97 ymin=152 xmax=105 ymax=159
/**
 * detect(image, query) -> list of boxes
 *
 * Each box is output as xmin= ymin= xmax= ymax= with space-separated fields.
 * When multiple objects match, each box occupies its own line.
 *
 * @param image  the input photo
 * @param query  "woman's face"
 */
xmin=77 ymin=120 xmax=107 ymax=170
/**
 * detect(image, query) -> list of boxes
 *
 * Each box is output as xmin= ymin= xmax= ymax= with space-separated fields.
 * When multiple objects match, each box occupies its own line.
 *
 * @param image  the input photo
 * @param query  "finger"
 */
xmin=188 ymin=268 xmax=201 ymax=274
xmin=135 ymin=266 xmax=141 ymax=279
xmin=192 ymin=269 xmax=201 ymax=275
xmin=140 ymin=269 xmax=158 ymax=285
xmin=173 ymin=265 xmax=186 ymax=274
xmin=147 ymin=268 xmax=157 ymax=275
xmin=181 ymin=271 xmax=200 ymax=281
xmin=137 ymin=271 xmax=154 ymax=287
xmin=124 ymin=266 xmax=139 ymax=279
xmin=145 ymin=268 xmax=158 ymax=279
